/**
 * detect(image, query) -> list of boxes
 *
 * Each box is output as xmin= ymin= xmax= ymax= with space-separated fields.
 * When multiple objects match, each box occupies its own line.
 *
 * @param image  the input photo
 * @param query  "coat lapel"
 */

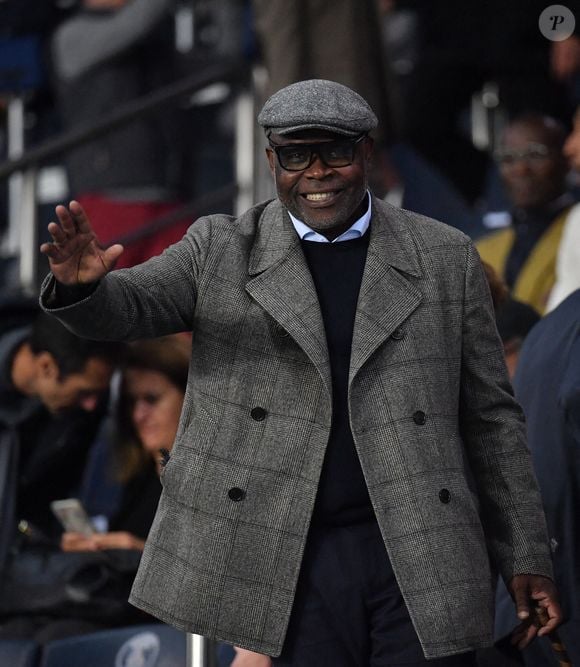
xmin=245 ymin=201 xmax=331 ymax=395
xmin=350 ymin=201 xmax=424 ymax=383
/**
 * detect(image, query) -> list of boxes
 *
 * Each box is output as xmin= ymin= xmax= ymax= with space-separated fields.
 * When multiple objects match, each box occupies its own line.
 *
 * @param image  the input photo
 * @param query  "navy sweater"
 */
xmin=301 ymin=234 xmax=374 ymax=526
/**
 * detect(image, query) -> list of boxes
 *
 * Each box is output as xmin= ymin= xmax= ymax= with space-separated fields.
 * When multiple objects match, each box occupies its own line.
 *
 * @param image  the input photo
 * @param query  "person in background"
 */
xmin=494 ymin=288 xmax=580 ymax=665
xmin=49 ymin=0 xmax=189 ymax=270
xmin=477 ymin=114 xmax=574 ymax=314
xmin=0 ymin=310 xmax=119 ymax=556
xmin=0 ymin=307 xmax=120 ymax=641
xmin=61 ymin=335 xmax=191 ymax=555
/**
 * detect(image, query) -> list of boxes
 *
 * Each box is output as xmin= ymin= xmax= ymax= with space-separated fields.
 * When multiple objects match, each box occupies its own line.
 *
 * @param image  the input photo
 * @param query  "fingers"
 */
xmin=90 ymin=531 xmax=144 ymax=550
xmin=506 ymin=576 xmax=564 ymax=654
xmin=535 ymin=599 xmax=562 ymax=636
xmin=530 ymin=581 xmax=563 ymax=633
xmin=47 ymin=221 xmax=67 ymax=245
xmin=41 ymin=220 xmax=71 ymax=260
xmin=40 ymin=241 xmax=62 ymax=260
xmin=53 ymin=201 xmax=92 ymax=237
xmin=511 ymin=620 xmax=539 ymax=650
xmin=60 ymin=532 xmax=98 ymax=552
xmin=55 ymin=203 xmax=77 ymax=236
xmin=510 ymin=579 xmax=531 ymax=620
xmin=68 ymin=200 xmax=93 ymax=233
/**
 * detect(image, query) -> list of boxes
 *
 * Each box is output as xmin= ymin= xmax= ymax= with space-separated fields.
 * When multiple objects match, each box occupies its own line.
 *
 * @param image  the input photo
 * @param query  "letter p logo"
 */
xmin=539 ymin=5 xmax=576 ymax=41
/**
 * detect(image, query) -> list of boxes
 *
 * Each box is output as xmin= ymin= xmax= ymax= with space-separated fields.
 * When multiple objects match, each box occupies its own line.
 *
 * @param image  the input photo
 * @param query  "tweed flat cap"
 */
xmin=258 ymin=79 xmax=378 ymax=137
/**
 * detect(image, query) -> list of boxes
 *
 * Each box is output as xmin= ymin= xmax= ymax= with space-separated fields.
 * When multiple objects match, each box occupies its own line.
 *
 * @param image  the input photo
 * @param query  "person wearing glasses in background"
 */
xmin=39 ymin=79 xmax=561 ymax=666
xmin=477 ymin=114 xmax=575 ymax=315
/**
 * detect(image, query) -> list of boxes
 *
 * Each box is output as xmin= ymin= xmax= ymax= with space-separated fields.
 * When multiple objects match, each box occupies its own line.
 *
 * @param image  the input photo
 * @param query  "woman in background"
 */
xmin=62 ymin=334 xmax=190 ymax=552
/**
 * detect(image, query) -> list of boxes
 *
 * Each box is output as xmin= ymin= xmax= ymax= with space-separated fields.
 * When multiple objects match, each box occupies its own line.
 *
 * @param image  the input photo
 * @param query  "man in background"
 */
xmin=0 ymin=302 xmax=119 ymax=575
xmin=477 ymin=114 xmax=574 ymax=314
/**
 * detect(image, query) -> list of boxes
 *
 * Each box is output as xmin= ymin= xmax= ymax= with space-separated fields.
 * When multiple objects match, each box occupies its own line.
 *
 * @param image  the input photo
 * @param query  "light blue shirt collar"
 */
xmin=288 ymin=191 xmax=371 ymax=243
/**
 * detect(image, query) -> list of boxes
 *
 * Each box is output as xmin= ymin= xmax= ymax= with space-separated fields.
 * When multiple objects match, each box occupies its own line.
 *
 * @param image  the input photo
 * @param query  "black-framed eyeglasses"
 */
xmin=494 ymin=143 xmax=553 ymax=167
xmin=268 ymin=134 xmax=367 ymax=171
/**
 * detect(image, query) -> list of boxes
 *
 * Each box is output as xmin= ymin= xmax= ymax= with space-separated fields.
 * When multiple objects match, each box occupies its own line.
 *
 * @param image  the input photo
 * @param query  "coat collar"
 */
xmin=245 ymin=197 xmax=424 ymax=392
xmin=246 ymin=200 xmax=331 ymax=393
xmin=247 ymin=198 xmax=422 ymax=278
xmin=349 ymin=198 xmax=423 ymax=381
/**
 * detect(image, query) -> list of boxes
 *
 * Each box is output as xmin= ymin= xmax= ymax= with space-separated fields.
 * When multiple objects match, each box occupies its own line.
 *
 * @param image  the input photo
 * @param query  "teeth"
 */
xmin=305 ymin=192 xmax=334 ymax=201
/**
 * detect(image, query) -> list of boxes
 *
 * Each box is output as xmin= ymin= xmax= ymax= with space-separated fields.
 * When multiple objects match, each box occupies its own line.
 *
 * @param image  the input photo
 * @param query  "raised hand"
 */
xmin=40 ymin=200 xmax=124 ymax=285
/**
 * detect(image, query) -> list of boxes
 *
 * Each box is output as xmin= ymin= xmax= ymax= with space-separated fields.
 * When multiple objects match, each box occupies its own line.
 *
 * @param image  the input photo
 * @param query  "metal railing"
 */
xmin=0 ymin=58 xmax=255 ymax=293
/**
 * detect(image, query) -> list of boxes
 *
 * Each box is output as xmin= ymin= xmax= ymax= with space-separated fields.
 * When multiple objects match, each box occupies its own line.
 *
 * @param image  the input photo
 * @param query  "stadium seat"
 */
xmin=0 ymin=639 xmax=41 ymax=667
xmin=40 ymin=623 xmax=186 ymax=667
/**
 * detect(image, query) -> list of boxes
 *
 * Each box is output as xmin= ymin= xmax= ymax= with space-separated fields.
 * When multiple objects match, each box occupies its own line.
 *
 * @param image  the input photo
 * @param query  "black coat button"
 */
xmin=391 ymin=327 xmax=405 ymax=340
xmin=228 ymin=487 xmax=246 ymax=502
xmin=439 ymin=489 xmax=451 ymax=504
xmin=413 ymin=410 xmax=426 ymax=425
xmin=251 ymin=407 xmax=267 ymax=421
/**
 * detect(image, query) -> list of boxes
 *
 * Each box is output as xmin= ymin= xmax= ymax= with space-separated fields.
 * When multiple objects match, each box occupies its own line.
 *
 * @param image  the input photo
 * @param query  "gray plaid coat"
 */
xmin=41 ymin=197 xmax=552 ymax=658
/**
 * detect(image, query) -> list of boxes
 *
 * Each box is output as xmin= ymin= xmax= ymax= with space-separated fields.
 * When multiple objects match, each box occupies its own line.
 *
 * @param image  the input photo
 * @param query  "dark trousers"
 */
xmin=273 ymin=521 xmax=476 ymax=667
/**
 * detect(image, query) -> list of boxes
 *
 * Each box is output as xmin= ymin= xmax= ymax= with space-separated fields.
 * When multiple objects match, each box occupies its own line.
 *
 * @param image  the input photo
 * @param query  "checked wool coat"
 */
xmin=41 ymin=196 xmax=553 ymax=658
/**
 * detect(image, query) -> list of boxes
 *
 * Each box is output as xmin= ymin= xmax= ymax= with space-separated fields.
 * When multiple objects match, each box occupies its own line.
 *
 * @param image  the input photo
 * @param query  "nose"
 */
xmin=132 ymin=399 xmax=151 ymax=425
xmin=505 ymin=158 xmax=532 ymax=177
xmin=304 ymin=153 xmax=333 ymax=178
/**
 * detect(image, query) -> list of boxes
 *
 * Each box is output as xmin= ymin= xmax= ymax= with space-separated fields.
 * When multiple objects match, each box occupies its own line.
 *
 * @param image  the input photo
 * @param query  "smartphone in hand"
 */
xmin=50 ymin=498 xmax=95 ymax=537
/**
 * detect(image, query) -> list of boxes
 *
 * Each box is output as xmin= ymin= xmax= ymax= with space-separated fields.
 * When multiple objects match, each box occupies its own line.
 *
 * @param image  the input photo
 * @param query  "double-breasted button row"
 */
xmin=250 ymin=407 xmax=267 ymax=421
xmin=413 ymin=410 xmax=426 ymax=425
xmin=228 ymin=487 xmax=246 ymax=501
xmin=274 ymin=324 xmax=290 ymax=338
xmin=390 ymin=327 xmax=405 ymax=340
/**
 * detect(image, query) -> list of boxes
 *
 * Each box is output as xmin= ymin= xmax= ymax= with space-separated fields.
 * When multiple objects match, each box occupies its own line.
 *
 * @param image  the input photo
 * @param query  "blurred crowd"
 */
xmin=0 ymin=1 xmax=580 ymax=666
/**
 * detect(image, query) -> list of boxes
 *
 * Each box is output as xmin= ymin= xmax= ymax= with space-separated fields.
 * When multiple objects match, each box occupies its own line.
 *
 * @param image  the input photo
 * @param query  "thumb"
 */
xmin=102 ymin=244 xmax=124 ymax=271
xmin=511 ymin=581 xmax=531 ymax=620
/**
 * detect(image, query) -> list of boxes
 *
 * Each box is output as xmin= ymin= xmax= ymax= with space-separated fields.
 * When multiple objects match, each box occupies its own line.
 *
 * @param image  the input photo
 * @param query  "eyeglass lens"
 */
xmin=496 ymin=143 xmax=551 ymax=166
xmin=273 ymin=136 xmax=364 ymax=171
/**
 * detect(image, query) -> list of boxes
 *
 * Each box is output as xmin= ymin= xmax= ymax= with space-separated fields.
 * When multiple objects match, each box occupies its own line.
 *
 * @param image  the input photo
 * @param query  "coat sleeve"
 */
xmin=39 ymin=216 xmax=213 ymax=341
xmin=458 ymin=241 xmax=553 ymax=583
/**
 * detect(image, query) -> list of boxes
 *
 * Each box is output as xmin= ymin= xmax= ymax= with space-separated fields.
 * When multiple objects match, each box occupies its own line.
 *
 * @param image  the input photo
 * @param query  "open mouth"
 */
xmin=302 ymin=191 xmax=340 ymax=204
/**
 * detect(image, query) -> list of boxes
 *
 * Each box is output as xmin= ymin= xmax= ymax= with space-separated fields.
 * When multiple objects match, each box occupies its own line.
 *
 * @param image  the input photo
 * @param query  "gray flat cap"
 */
xmin=258 ymin=79 xmax=378 ymax=137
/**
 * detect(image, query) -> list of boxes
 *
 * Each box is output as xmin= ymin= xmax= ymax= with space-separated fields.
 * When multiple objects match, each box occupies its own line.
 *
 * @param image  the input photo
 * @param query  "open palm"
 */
xmin=40 ymin=200 xmax=124 ymax=284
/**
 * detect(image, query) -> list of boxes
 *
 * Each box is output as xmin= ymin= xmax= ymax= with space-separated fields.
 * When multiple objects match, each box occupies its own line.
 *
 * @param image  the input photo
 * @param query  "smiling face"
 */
xmin=266 ymin=130 xmax=373 ymax=239
xmin=499 ymin=119 xmax=567 ymax=210
xmin=125 ymin=368 xmax=185 ymax=460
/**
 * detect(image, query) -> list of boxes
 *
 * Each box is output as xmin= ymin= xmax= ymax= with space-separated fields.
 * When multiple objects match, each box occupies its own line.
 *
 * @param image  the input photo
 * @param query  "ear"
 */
xmin=36 ymin=351 xmax=59 ymax=379
xmin=363 ymin=136 xmax=375 ymax=166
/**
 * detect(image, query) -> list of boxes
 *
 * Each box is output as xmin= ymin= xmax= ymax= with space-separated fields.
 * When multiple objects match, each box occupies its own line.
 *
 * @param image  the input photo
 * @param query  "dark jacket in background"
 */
xmin=495 ymin=289 xmax=580 ymax=664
